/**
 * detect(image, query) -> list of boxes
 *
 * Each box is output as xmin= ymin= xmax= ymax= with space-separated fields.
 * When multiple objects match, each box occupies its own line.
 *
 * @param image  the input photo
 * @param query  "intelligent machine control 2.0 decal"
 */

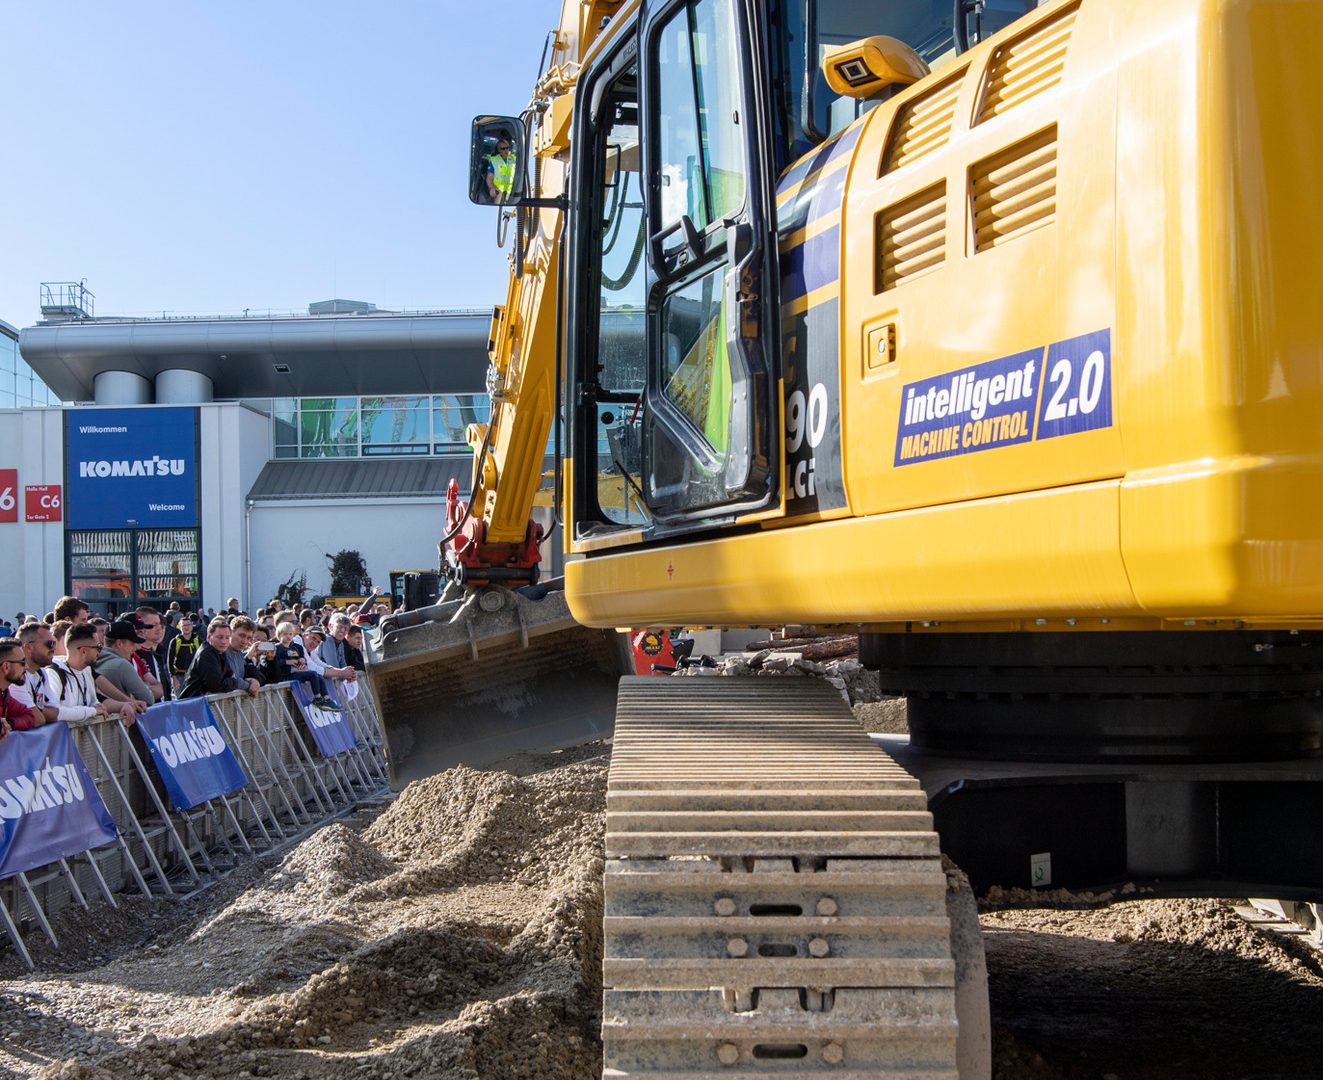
xmin=894 ymin=329 xmax=1112 ymax=467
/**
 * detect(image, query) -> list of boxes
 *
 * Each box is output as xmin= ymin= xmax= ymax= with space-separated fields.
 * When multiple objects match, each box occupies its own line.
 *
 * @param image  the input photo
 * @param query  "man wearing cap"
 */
xmin=301 ymin=624 xmax=352 ymax=684
xmin=485 ymin=131 xmax=517 ymax=202
xmin=93 ymin=620 xmax=155 ymax=708
xmin=299 ymin=624 xmax=330 ymax=678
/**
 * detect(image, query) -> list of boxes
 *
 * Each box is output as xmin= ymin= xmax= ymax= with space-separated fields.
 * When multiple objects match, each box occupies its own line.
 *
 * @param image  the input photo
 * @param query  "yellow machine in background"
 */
xmin=366 ymin=0 xmax=1323 ymax=1074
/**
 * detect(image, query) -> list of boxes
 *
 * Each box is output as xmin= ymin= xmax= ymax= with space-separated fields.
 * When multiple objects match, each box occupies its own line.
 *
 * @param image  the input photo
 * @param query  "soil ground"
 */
xmin=2 ymin=738 xmax=1321 ymax=1080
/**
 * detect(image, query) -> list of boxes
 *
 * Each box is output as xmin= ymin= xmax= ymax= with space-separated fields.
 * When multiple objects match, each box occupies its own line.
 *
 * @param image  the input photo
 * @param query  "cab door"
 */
xmin=638 ymin=0 xmax=780 ymax=525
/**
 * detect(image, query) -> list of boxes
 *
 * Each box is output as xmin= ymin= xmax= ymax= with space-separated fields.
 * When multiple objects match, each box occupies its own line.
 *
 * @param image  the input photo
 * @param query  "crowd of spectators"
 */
xmin=0 ymin=593 xmax=390 ymax=738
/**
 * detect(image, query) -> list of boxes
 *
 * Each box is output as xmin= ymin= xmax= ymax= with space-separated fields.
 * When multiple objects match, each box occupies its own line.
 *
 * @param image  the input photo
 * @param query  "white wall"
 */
xmin=248 ymin=498 xmax=446 ymax=604
xmin=0 ymin=408 xmax=69 ymax=621
xmin=199 ymin=403 xmax=270 ymax=611
xmin=0 ymin=401 xmax=528 ymax=621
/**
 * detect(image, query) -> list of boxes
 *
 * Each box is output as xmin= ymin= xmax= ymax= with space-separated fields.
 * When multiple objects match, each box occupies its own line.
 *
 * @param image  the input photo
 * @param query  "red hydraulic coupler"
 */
xmin=442 ymin=478 xmax=543 ymax=587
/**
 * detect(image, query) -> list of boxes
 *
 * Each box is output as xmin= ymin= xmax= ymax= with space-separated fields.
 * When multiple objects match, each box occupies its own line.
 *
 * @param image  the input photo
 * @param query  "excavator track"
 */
xmin=603 ymin=676 xmax=965 ymax=1078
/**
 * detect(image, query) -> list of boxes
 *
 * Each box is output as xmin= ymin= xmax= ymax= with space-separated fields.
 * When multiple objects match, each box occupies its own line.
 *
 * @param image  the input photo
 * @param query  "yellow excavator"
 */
xmin=366 ymin=0 xmax=1323 ymax=1073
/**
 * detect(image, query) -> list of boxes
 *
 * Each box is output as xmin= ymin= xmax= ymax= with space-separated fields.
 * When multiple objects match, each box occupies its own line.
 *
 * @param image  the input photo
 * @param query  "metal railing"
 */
xmin=42 ymin=306 xmax=486 ymax=324
xmin=39 ymin=281 xmax=95 ymax=320
xmin=0 ymin=679 xmax=390 ymax=967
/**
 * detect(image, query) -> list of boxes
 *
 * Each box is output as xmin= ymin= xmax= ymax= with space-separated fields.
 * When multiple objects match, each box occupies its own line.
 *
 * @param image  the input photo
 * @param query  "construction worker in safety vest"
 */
xmin=485 ymin=133 xmax=517 ymax=202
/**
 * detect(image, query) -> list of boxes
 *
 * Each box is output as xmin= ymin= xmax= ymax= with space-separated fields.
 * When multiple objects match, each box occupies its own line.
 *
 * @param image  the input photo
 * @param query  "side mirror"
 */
xmin=470 ymin=115 xmax=527 ymax=206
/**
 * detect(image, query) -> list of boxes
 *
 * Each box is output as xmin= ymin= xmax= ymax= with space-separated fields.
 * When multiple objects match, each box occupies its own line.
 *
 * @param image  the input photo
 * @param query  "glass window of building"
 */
xmin=299 ymin=397 xmax=359 ymax=458
xmin=362 ymin=396 xmax=431 ymax=456
xmin=432 ymin=394 xmax=485 ymax=452
xmin=67 ymin=528 xmax=200 ymax=618
xmin=0 ymin=323 xmax=61 ymax=409
xmin=268 ymin=394 xmax=495 ymax=458
xmin=0 ymin=337 xmax=15 ymax=407
xmin=273 ymin=398 xmax=299 ymax=459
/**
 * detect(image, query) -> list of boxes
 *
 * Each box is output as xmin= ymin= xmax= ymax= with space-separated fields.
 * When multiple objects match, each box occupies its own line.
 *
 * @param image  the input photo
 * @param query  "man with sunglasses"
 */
xmin=485 ymin=131 xmax=517 ymax=202
xmin=45 ymin=624 xmax=135 ymax=725
xmin=9 ymin=622 xmax=57 ymax=725
xmin=0 ymin=637 xmax=39 ymax=736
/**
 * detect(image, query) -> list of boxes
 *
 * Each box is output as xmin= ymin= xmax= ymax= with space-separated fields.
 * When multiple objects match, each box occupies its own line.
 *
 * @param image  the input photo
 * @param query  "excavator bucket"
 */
xmin=364 ymin=580 xmax=627 ymax=785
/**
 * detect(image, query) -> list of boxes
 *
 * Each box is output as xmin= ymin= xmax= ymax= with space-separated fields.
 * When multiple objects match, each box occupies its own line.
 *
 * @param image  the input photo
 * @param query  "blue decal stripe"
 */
xmin=779 ymin=167 xmax=847 ymax=239
xmin=778 ymin=122 xmax=863 ymax=192
xmin=780 ymin=224 xmax=840 ymax=305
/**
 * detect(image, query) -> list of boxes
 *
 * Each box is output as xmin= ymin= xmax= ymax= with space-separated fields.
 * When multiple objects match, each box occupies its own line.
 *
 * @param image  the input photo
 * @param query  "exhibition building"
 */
xmin=0 ymin=285 xmax=553 ymax=619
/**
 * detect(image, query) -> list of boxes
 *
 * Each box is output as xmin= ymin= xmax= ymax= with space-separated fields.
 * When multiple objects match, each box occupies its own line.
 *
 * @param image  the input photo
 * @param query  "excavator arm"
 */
xmin=443 ymin=0 xmax=628 ymax=586
xmin=366 ymin=1 xmax=636 ymax=779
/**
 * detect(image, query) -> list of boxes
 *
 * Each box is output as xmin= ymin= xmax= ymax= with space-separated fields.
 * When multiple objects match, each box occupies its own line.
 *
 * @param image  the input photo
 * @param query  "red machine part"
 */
xmin=444 ymin=478 xmax=544 ymax=587
xmin=631 ymin=629 xmax=678 ymax=675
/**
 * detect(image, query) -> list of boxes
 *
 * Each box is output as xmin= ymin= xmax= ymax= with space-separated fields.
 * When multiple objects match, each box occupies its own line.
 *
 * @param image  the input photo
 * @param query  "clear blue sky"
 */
xmin=0 ymin=1 xmax=557 ymax=326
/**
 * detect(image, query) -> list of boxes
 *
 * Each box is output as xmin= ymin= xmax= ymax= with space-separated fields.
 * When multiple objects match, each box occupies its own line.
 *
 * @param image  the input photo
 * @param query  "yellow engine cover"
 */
xmin=567 ymin=0 xmax=1323 ymax=630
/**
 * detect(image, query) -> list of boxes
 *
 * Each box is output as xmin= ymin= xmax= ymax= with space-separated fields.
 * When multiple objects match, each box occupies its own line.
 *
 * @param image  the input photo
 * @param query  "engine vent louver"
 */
xmin=971 ymin=126 xmax=1058 ymax=252
xmin=876 ymin=182 xmax=946 ymax=292
xmin=882 ymin=71 xmax=964 ymax=174
xmin=976 ymin=4 xmax=1078 ymax=123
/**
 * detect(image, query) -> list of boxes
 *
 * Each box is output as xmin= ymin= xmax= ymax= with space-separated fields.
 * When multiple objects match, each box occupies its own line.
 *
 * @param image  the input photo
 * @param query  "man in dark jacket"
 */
xmin=344 ymin=625 xmax=366 ymax=672
xmin=132 ymin=608 xmax=171 ymax=702
xmin=181 ymin=619 xmax=259 ymax=698
xmin=227 ymin=617 xmax=266 ymax=687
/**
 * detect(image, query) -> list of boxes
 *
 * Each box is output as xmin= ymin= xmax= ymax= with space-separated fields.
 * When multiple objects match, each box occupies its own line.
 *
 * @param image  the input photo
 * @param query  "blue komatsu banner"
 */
xmin=291 ymin=682 xmax=359 ymax=757
xmin=894 ymin=329 xmax=1112 ymax=467
xmin=136 ymin=698 xmax=248 ymax=811
xmin=0 ymin=724 xmax=118 ymax=880
xmin=65 ymin=407 xmax=199 ymax=529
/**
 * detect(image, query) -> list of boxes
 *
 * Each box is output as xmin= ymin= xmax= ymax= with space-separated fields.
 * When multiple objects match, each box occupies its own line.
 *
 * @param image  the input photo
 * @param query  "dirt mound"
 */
xmin=9 ymin=749 xmax=1323 ymax=1080
xmin=984 ymin=897 xmax=1323 ymax=1079
xmin=278 ymin=822 xmax=399 ymax=897
xmin=16 ymin=762 xmax=607 ymax=1080
xmin=360 ymin=762 xmax=606 ymax=893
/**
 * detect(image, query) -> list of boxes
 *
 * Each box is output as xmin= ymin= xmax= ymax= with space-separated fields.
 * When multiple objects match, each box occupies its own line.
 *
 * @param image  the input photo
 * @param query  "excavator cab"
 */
xmin=568 ymin=0 xmax=785 ymax=541
xmin=565 ymin=0 xmax=1042 ymax=544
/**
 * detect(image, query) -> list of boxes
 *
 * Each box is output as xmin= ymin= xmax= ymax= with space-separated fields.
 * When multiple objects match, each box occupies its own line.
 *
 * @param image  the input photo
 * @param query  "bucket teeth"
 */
xmin=603 ymin=677 xmax=959 ymax=1077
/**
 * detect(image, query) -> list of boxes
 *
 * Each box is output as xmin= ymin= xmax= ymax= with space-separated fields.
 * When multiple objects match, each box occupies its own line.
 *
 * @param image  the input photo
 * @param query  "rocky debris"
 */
xmin=853 ymin=696 xmax=908 ymax=733
xmin=983 ymin=898 xmax=1323 ymax=1078
xmin=740 ymin=634 xmax=860 ymax=661
xmin=4 ymin=742 xmax=1323 ymax=1080
xmin=277 ymin=823 xmax=399 ymax=898
xmin=9 ymin=757 xmax=608 ymax=1080
xmin=678 ymin=648 xmax=884 ymax=707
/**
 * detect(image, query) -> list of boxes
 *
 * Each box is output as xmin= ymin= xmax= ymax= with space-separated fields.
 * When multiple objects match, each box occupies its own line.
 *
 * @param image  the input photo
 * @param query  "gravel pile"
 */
xmin=2 ymin=738 xmax=1321 ymax=1080
xmin=1 ymin=755 xmax=607 ymax=1080
xmin=678 ymin=648 xmax=886 ymax=706
xmin=984 ymin=897 xmax=1323 ymax=1078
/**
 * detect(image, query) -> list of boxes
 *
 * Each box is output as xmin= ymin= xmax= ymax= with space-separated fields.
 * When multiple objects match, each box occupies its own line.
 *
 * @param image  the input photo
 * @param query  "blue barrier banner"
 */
xmin=137 ymin=699 xmax=248 ymax=811
xmin=291 ymin=683 xmax=359 ymax=757
xmin=0 ymin=724 xmax=118 ymax=880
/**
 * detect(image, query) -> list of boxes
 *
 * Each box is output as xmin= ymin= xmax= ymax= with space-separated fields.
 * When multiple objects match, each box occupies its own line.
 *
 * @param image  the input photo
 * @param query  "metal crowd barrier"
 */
xmin=0 ymin=679 xmax=390 ymax=967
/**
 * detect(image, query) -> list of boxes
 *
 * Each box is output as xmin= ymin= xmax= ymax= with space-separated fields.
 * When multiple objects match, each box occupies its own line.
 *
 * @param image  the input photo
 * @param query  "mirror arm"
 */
xmin=518 ymin=195 xmax=570 ymax=210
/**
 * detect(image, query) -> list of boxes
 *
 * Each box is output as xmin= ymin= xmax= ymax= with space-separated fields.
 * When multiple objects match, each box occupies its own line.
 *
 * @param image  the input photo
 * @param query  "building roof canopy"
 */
xmin=18 ymin=311 xmax=491 ymax=401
